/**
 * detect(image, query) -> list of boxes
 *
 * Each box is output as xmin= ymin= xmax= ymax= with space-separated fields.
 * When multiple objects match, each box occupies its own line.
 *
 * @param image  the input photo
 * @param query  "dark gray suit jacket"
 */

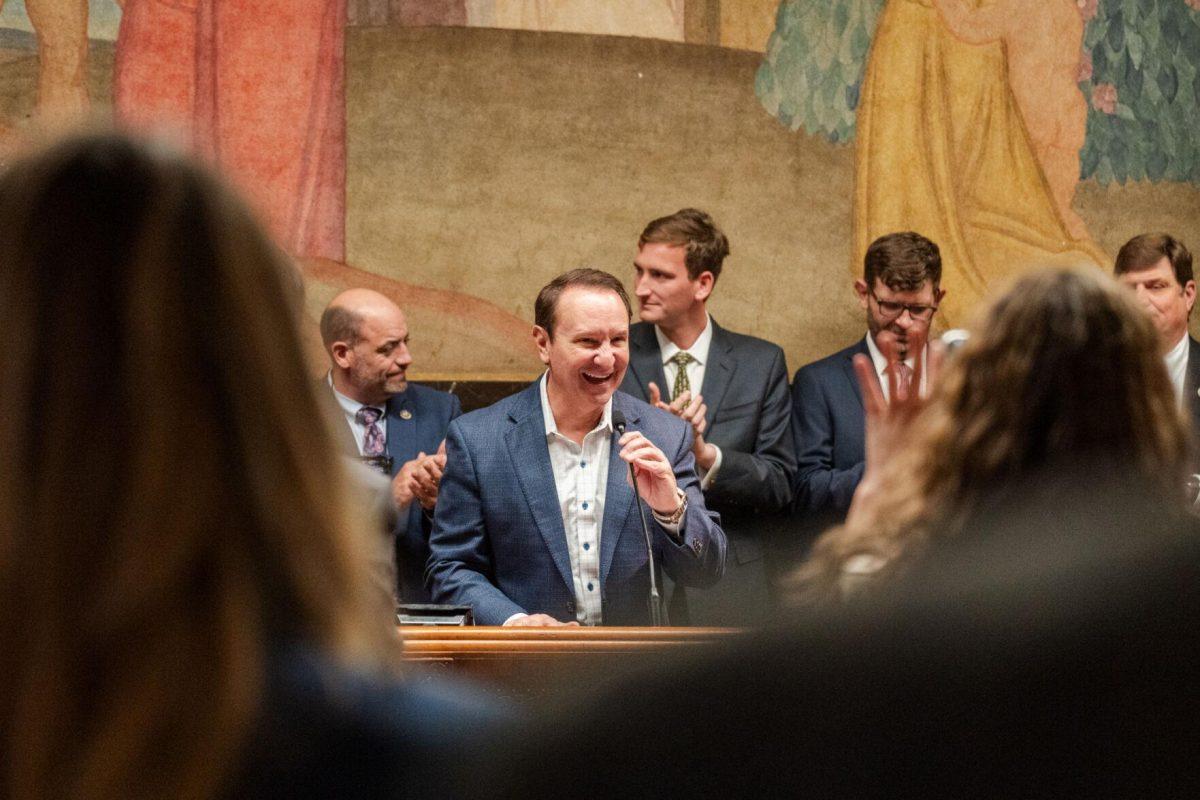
xmin=620 ymin=320 xmax=795 ymax=623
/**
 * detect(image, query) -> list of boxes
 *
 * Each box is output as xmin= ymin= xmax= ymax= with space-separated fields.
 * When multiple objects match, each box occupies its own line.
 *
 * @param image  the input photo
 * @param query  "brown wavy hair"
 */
xmin=0 ymin=134 xmax=394 ymax=799
xmin=793 ymin=267 xmax=1191 ymax=604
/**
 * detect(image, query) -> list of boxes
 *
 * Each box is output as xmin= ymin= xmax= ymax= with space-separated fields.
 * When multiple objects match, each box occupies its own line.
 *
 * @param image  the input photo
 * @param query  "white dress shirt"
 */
xmin=506 ymin=373 xmax=685 ymax=626
xmin=329 ymin=373 xmax=386 ymax=455
xmin=1164 ymin=331 xmax=1189 ymax=407
xmin=537 ymin=373 xmax=611 ymax=626
xmin=864 ymin=334 xmax=929 ymax=403
xmin=655 ymin=315 xmax=723 ymax=487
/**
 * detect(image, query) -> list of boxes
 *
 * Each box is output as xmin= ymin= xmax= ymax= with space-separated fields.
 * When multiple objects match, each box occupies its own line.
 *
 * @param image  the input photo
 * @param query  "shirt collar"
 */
xmin=328 ymin=372 xmax=384 ymax=417
xmin=863 ymin=332 xmax=920 ymax=377
xmin=539 ymin=371 xmax=613 ymax=438
xmin=655 ymin=313 xmax=714 ymax=367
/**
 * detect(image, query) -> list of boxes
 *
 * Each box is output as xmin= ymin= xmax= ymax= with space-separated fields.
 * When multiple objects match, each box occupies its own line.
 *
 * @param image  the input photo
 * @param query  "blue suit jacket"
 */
xmin=330 ymin=382 xmax=462 ymax=602
xmin=790 ymin=339 xmax=869 ymax=537
xmin=426 ymin=383 xmax=726 ymax=626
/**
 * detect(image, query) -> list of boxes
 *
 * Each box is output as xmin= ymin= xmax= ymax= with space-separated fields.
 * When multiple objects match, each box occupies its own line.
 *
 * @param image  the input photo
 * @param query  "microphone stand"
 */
xmin=614 ymin=410 xmax=666 ymax=626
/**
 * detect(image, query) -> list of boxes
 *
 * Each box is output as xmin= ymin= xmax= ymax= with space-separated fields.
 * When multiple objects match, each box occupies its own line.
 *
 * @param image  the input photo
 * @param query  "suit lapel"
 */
xmin=385 ymin=392 xmax=419 ymax=477
xmin=506 ymin=385 xmax=575 ymax=594
xmin=699 ymin=320 xmax=734 ymax=429
xmin=840 ymin=339 xmax=871 ymax=412
xmin=627 ymin=323 xmax=668 ymax=402
xmin=601 ymin=395 xmax=638 ymax=585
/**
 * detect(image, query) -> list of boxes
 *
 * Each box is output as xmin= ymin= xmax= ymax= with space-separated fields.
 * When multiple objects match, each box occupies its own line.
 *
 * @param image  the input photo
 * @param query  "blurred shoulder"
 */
xmin=232 ymin=644 xmax=516 ymax=799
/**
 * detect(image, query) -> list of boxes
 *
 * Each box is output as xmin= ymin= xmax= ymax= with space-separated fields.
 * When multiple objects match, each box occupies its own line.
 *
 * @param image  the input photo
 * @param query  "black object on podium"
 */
xmin=397 ymin=604 xmax=475 ymax=626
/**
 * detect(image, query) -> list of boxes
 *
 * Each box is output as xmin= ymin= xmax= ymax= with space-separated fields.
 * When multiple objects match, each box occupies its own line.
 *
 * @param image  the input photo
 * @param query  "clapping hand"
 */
xmin=411 ymin=441 xmax=448 ymax=510
xmin=647 ymin=382 xmax=718 ymax=471
xmin=391 ymin=440 xmax=449 ymax=511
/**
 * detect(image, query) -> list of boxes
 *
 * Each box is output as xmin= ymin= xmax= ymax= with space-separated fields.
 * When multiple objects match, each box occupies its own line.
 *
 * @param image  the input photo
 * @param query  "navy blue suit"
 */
xmin=330 ymin=383 xmax=462 ymax=602
xmin=790 ymin=339 xmax=869 ymax=543
xmin=426 ymin=383 xmax=726 ymax=626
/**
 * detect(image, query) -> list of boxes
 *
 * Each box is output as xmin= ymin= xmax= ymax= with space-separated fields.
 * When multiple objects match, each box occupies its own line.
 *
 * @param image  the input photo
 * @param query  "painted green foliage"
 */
xmin=1080 ymin=0 xmax=1200 ymax=184
xmin=756 ymin=0 xmax=1200 ymax=185
xmin=755 ymin=0 xmax=883 ymax=144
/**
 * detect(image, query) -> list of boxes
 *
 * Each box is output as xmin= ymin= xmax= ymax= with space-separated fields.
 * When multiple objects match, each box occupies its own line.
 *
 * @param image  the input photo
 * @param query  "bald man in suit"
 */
xmin=321 ymin=289 xmax=461 ymax=602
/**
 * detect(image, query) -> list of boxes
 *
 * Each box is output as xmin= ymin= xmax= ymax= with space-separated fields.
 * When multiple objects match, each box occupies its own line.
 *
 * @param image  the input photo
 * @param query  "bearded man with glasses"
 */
xmin=789 ymin=231 xmax=945 ymax=553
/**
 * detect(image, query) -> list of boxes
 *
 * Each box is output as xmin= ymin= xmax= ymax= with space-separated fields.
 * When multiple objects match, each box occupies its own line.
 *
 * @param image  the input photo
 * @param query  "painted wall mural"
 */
xmin=114 ymin=0 xmax=348 ymax=262
xmin=0 ymin=0 xmax=94 ymax=128
xmin=0 ymin=1 xmax=1196 ymax=377
xmin=487 ymin=0 xmax=685 ymax=41
xmin=759 ymin=0 xmax=1200 ymax=325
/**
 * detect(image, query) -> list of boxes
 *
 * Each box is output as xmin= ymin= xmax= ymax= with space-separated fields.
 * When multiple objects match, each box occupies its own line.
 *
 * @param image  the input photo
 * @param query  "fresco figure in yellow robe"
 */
xmin=932 ymin=0 xmax=1092 ymax=241
xmin=853 ymin=0 xmax=1107 ymax=326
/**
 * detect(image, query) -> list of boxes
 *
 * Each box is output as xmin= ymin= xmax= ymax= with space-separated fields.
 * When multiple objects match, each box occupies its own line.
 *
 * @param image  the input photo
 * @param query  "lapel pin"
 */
xmin=400 ymin=409 xmax=413 ymax=420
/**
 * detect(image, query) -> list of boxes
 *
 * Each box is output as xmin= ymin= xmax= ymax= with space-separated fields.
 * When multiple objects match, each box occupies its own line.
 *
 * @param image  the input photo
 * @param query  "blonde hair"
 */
xmin=794 ymin=267 xmax=1190 ymax=604
xmin=0 ymin=134 xmax=394 ymax=799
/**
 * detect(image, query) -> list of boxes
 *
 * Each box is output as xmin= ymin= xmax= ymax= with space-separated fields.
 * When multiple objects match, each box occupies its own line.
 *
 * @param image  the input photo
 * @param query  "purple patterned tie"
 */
xmin=355 ymin=406 xmax=385 ymax=456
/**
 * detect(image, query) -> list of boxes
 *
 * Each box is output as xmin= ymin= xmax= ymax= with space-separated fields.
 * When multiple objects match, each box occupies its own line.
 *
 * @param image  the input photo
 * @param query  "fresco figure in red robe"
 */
xmin=114 ymin=0 xmax=346 ymax=262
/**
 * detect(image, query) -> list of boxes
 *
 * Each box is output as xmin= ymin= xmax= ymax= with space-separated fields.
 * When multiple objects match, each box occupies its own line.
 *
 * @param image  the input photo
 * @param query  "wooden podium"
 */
xmin=400 ymin=626 xmax=742 ymax=705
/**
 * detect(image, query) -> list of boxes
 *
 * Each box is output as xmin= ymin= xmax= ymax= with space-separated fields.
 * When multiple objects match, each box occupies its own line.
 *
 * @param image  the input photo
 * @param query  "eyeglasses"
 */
xmin=869 ymin=288 xmax=938 ymax=322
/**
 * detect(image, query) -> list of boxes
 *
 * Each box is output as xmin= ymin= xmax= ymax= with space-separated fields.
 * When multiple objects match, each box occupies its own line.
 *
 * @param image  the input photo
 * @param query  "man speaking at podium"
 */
xmin=426 ymin=269 xmax=726 ymax=626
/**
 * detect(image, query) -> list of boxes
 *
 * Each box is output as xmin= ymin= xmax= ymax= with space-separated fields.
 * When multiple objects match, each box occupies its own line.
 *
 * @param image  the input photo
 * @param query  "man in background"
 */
xmin=620 ymin=209 xmax=795 ymax=626
xmin=790 ymin=231 xmax=943 ymax=546
xmin=321 ymin=289 xmax=462 ymax=602
xmin=1114 ymin=233 xmax=1200 ymax=435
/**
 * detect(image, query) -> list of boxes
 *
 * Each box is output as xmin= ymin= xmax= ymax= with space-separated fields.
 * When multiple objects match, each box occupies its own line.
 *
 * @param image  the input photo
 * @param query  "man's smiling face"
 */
xmin=535 ymin=286 xmax=630 ymax=413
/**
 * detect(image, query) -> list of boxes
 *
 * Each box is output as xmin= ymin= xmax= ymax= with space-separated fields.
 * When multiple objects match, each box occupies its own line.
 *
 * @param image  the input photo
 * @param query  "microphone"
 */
xmin=612 ymin=409 xmax=666 ymax=626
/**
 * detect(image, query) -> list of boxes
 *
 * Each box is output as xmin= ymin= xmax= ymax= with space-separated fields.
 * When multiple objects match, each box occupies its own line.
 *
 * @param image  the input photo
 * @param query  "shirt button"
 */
xmin=581 ymin=501 xmax=589 ymax=510
xmin=583 ymin=542 xmax=591 ymax=551
xmin=587 ymin=582 xmax=594 ymax=591
xmin=581 ymin=461 xmax=587 ymax=468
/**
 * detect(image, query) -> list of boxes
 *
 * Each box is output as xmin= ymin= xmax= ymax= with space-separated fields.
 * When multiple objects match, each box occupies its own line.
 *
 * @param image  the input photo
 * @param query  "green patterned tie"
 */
xmin=670 ymin=351 xmax=695 ymax=401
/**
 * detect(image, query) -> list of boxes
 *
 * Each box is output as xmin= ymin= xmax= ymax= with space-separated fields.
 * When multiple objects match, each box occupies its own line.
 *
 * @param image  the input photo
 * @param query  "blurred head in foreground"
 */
xmin=487 ymin=472 xmax=1200 ymax=798
xmin=796 ymin=267 xmax=1190 ymax=603
xmin=0 ymin=134 xmax=392 ymax=798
